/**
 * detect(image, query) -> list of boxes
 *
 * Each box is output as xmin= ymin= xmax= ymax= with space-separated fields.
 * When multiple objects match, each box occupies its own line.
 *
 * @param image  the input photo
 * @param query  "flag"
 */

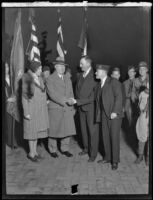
xmin=10 ymin=9 xmax=24 ymax=94
xmin=9 ymin=9 xmax=24 ymax=121
xmin=26 ymin=8 xmax=41 ymax=63
xmin=56 ymin=9 xmax=67 ymax=59
xmin=78 ymin=7 xmax=88 ymax=56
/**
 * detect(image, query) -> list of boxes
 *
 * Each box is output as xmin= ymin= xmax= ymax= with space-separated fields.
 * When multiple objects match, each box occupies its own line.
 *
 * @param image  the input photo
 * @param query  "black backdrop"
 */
xmin=3 ymin=6 xmax=151 ymax=81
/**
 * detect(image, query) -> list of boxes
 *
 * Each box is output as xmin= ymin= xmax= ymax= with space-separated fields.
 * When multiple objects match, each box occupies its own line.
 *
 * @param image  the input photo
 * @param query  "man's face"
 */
xmin=95 ymin=69 xmax=107 ymax=79
xmin=111 ymin=71 xmax=120 ymax=80
xmin=139 ymin=66 xmax=148 ymax=77
xmin=55 ymin=64 xmax=65 ymax=75
xmin=80 ymin=58 xmax=90 ymax=72
xmin=128 ymin=68 xmax=136 ymax=80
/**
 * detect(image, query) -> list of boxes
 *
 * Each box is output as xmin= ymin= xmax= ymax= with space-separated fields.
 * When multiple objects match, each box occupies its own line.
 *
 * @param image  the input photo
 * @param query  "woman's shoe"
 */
xmin=27 ymin=154 xmax=38 ymax=162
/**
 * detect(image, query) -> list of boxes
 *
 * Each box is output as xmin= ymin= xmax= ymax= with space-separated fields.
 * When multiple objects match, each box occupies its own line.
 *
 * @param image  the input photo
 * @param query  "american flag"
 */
xmin=56 ymin=9 xmax=67 ymax=59
xmin=78 ymin=7 xmax=88 ymax=56
xmin=26 ymin=8 xmax=41 ymax=63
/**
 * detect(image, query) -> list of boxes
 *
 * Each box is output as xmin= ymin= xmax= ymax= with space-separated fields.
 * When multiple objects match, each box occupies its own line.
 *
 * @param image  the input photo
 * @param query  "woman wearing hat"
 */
xmin=22 ymin=61 xmax=49 ymax=162
xmin=45 ymin=57 xmax=76 ymax=158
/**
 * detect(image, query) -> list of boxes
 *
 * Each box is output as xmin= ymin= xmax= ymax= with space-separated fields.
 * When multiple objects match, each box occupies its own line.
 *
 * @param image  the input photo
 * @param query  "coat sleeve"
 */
xmin=22 ymin=75 xmax=31 ymax=117
xmin=112 ymin=79 xmax=123 ymax=114
xmin=45 ymin=77 xmax=67 ymax=106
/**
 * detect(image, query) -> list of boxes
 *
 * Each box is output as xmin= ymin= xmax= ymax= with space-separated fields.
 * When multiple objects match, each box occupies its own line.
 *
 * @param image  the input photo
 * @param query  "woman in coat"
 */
xmin=45 ymin=57 xmax=76 ymax=158
xmin=22 ymin=61 xmax=49 ymax=162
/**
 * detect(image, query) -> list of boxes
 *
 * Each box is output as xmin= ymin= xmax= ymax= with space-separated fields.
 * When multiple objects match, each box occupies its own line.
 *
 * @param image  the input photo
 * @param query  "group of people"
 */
xmin=5 ymin=56 xmax=150 ymax=170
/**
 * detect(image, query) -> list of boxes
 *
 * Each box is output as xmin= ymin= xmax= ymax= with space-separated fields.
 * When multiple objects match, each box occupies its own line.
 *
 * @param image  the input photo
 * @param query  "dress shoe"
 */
xmin=50 ymin=152 xmax=58 ymax=158
xmin=79 ymin=150 xmax=88 ymax=156
xmin=112 ymin=163 xmax=118 ymax=170
xmin=62 ymin=151 xmax=73 ymax=157
xmin=35 ymin=154 xmax=44 ymax=160
xmin=97 ymin=159 xmax=110 ymax=164
xmin=134 ymin=154 xmax=143 ymax=164
xmin=88 ymin=157 xmax=96 ymax=162
xmin=27 ymin=154 xmax=38 ymax=162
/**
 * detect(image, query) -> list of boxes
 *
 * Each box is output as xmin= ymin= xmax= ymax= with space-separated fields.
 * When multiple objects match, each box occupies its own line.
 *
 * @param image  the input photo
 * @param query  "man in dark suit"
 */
xmin=70 ymin=56 xmax=99 ymax=162
xmin=95 ymin=64 xmax=124 ymax=170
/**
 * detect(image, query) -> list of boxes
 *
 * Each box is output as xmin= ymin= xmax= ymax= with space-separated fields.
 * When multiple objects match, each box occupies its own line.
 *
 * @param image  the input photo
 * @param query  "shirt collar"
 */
xmin=102 ymin=76 xmax=107 ymax=83
xmin=83 ymin=67 xmax=91 ymax=78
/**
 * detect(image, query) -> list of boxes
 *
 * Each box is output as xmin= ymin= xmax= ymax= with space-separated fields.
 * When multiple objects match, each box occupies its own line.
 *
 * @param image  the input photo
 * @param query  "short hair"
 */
xmin=81 ymin=55 xmax=92 ymax=65
xmin=127 ymin=65 xmax=136 ymax=72
xmin=112 ymin=67 xmax=120 ymax=74
xmin=43 ymin=66 xmax=50 ymax=72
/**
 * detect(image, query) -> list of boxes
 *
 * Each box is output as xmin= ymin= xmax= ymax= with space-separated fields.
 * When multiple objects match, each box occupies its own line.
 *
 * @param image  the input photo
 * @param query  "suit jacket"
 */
xmin=75 ymin=68 xmax=98 ymax=112
xmin=95 ymin=77 xmax=124 ymax=122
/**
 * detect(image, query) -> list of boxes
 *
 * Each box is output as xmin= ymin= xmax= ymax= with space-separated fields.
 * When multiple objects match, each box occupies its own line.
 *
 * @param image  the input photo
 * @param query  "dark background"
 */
xmin=3 ymin=6 xmax=151 ymax=81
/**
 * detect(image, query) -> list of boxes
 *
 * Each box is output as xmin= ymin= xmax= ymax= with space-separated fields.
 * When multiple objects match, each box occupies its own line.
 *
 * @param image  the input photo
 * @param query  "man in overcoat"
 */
xmin=45 ymin=57 xmax=76 ymax=158
xmin=71 ymin=56 xmax=99 ymax=162
xmin=95 ymin=64 xmax=124 ymax=170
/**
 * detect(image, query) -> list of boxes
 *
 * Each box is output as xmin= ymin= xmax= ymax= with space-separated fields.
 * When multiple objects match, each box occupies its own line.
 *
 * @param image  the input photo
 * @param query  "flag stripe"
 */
xmin=26 ymin=8 xmax=41 ymax=63
xmin=56 ymin=14 xmax=66 ymax=58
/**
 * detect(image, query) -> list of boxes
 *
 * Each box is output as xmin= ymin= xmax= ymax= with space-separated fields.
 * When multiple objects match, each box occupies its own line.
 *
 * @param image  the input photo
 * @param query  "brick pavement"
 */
xmin=5 ymin=130 xmax=149 ymax=195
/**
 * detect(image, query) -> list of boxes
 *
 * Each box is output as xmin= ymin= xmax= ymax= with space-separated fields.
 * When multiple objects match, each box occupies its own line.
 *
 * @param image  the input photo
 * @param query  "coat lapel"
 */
xmin=79 ymin=69 xmax=93 ymax=93
xmin=53 ymin=71 xmax=65 ymax=87
xmin=102 ymin=76 xmax=110 ymax=95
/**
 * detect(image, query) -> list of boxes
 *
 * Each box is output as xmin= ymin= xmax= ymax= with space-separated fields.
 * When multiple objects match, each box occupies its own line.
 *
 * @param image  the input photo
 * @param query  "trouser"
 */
xmin=138 ymin=140 xmax=149 ymax=156
xmin=79 ymin=109 xmax=99 ymax=159
xmin=125 ymin=99 xmax=132 ymax=126
xmin=48 ymin=137 xmax=70 ymax=153
xmin=102 ymin=111 xmax=122 ymax=163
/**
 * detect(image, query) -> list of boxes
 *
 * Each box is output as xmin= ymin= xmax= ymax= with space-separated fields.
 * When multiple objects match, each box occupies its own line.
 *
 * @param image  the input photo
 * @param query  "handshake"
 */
xmin=66 ymin=98 xmax=77 ymax=106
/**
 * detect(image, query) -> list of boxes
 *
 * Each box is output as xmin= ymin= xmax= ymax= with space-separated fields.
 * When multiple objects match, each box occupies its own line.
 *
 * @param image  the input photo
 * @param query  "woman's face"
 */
xmin=35 ymin=66 xmax=42 ymax=76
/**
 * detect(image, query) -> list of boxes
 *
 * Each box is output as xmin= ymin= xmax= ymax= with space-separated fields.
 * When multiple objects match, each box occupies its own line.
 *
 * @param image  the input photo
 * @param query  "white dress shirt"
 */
xmin=101 ymin=76 xmax=107 ymax=88
xmin=58 ymin=74 xmax=64 ymax=80
xmin=83 ymin=67 xmax=91 ymax=78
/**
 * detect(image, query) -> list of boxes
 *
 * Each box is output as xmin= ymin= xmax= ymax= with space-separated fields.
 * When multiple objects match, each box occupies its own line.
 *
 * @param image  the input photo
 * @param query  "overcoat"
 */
xmin=45 ymin=71 xmax=76 ymax=138
xmin=22 ymin=70 xmax=49 ymax=140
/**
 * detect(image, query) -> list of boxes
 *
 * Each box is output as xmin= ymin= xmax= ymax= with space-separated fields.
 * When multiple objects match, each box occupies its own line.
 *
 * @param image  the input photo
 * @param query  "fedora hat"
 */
xmin=53 ymin=57 xmax=68 ymax=66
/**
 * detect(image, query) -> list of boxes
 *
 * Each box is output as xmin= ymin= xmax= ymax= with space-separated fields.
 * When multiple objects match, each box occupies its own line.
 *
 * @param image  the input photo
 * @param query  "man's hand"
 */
xmin=110 ymin=113 xmax=117 ymax=119
xmin=66 ymin=98 xmax=77 ymax=106
xmin=25 ymin=115 xmax=31 ymax=120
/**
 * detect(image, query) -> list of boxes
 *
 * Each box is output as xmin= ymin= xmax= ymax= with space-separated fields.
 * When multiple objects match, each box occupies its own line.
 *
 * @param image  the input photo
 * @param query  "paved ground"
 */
xmin=5 ymin=130 xmax=149 ymax=195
